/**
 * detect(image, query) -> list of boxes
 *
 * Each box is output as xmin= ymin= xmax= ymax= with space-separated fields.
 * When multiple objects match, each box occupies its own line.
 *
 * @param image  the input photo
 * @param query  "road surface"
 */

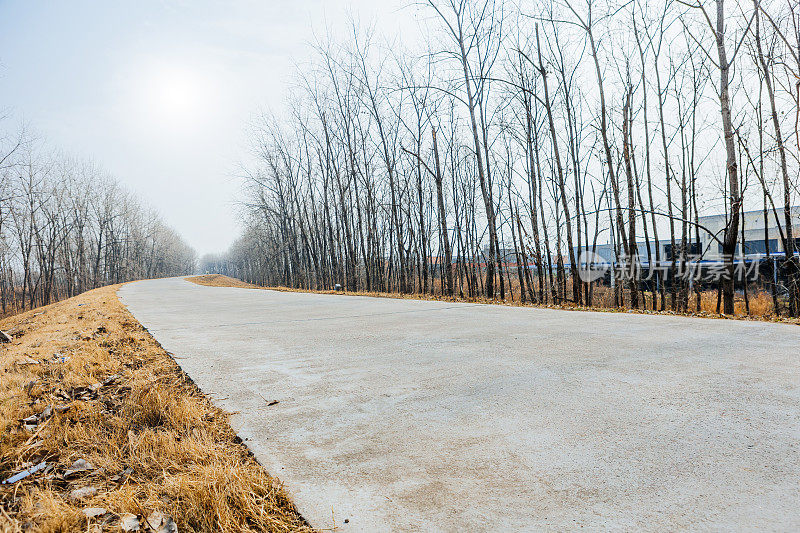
xmin=120 ymin=278 xmax=800 ymax=532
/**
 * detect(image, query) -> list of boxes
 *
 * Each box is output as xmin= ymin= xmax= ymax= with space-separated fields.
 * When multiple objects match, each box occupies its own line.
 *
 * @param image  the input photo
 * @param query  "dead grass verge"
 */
xmin=0 ymin=284 xmax=312 ymax=532
xmin=186 ymin=275 xmax=800 ymax=326
xmin=184 ymin=275 xmax=258 ymax=289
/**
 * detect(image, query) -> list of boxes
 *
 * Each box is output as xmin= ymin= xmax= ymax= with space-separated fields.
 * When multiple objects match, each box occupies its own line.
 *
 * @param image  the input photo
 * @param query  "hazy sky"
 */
xmin=0 ymin=0 xmax=418 ymax=256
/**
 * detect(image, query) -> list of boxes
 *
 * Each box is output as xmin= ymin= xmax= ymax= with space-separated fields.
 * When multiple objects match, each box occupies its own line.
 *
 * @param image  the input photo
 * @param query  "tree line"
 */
xmin=207 ymin=0 xmax=800 ymax=317
xmin=0 ymin=124 xmax=196 ymax=314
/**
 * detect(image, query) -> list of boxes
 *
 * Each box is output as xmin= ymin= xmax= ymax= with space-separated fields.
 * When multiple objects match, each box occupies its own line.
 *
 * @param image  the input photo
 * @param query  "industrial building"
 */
xmin=576 ymin=207 xmax=800 ymax=264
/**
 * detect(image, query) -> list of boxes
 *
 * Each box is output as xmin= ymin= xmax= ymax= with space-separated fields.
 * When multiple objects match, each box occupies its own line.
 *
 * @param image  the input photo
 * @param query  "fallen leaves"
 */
xmin=120 ymin=513 xmax=141 ymax=531
xmin=147 ymin=510 xmax=179 ymax=533
xmin=20 ymin=403 xmax=53 ymax=432
xmin=63 ymin=458 xmax=94 ymax=478
xmin=79 ymin=507 xmax=180 ymax=533
xmin=68 ymin=486 xmax=97 ymax=502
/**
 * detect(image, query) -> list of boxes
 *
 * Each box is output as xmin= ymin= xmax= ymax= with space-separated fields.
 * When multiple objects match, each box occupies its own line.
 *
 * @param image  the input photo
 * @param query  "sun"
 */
xmin=142 ymin=65 xmax=210 ymax=127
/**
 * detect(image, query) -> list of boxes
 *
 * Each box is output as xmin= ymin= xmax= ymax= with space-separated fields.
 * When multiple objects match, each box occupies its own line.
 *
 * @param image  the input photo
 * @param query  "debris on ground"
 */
xmin=256 ymin=391 xmax=280 ymax=406
xmin=82 ymin=507 xmax=107 ymax=518
xmin=68 ymin=486 xmax=97 ymax=501
xmin=147 ymin=510 xmax=179 ymax=533
xmin=51 ymin=351 xmax=70 ymax=363
xmin=2 ymin=461 xmax=47 ymax=484
xmin=110 ymin=466 xmax=133 ymax=484
xmin=63 ymin=458 xmax=94 ymax=478
xmin=0 ymin=284 xmax=313 ymax=532
xmin=120 ymin=513 xmax=141 ymax=531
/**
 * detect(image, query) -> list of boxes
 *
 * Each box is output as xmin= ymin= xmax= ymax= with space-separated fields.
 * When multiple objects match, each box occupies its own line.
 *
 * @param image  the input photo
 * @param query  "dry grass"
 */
xmin=185 ymin=275 xmax=259 ymax=289
xmin=694 ymin=289 xmax=774 ymax=317
xmin=0 ymin=285 xmax=312 ymax=532
xmin=186 ymin=275 xmax=800 ymax=325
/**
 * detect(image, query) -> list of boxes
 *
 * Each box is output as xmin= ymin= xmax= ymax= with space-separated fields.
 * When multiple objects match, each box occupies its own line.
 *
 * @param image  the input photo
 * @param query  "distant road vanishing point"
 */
xmin=120 ymin=277 xmax=800 ymax=532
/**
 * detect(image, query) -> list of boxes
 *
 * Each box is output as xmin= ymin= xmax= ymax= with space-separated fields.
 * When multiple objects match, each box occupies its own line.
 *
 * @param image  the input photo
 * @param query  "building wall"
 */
xmin=697 ymin=207 xmax=800 ymax=259
xmin=571 ymin=207 xmax=800 ymax=265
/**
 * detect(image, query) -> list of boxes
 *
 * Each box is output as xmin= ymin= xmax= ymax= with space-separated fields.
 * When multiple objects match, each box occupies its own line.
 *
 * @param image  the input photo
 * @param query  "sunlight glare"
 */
xmin=143 ymin=65 xmax=210 ymax=128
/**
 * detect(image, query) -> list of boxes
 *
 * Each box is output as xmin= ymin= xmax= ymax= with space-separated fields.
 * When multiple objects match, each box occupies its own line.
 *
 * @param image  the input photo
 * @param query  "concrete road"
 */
xmin=119 ymin=278 xmax=800 ymax=532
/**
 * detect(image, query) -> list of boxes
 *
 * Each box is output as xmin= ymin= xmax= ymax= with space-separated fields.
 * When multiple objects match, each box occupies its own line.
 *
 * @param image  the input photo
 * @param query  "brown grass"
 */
xmin=0 ymin=285 xmax=312 ymax=532
xmin=186 ymin=275 xmax=800 ymax=325
xmin=185 ymin=275 xmax=259 ymax=289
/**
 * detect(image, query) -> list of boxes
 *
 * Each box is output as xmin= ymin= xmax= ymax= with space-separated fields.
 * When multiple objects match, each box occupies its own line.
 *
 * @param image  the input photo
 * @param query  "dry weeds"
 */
xmin=184 ymin=276 xmax=258 ymax=290
xmin=0 ymin=285 xmax=312 ymax=532
xmin=186 ymin=275 xmax=800 ymax=325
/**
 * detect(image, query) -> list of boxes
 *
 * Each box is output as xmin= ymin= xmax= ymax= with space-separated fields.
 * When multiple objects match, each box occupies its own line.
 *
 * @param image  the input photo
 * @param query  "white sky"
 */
xmin=0 ymin=0 xmax=419 ymax=256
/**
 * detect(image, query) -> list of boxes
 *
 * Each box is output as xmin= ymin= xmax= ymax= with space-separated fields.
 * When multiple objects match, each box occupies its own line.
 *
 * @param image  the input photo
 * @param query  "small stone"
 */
xmin=146 ymin=511 xmax=165 ymax=529
xmin=69 ymin=486 xmax=97 ymax=501
xmin=146 ymin=510 xmax=178 ymax=533
xmin=82 ymin=507 xmax=106 ymax=518
xmin=120 ymin=513 xmax=140 ymax=531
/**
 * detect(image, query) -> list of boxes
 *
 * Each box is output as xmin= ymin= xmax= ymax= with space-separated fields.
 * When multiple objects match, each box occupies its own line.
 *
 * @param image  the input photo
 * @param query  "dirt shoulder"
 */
xmin=0 ymin=284 xmax=312 ymax=532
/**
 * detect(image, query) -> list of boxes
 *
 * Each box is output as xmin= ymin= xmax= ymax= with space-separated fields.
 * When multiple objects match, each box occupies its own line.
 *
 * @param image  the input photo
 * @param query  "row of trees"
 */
xmin=211 ymin=0 xmax=800 ymax=316
xmin=0 ymin=125 xmax=196 ymax=314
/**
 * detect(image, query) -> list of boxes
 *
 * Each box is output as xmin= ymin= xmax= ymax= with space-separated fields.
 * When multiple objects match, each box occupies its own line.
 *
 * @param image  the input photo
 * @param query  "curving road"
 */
xmin=120 ymin=277 xmax=800 ymax=532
